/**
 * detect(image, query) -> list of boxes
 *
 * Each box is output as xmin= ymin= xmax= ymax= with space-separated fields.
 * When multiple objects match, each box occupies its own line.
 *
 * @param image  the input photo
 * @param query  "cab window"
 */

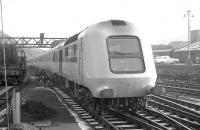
xmin=107 ymin=36 xmax=145 ymax=73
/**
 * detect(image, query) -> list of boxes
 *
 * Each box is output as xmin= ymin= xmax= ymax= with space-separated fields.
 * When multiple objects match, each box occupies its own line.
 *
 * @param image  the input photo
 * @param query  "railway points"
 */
xmin=152 ymin=95 xmax=200 ymax=113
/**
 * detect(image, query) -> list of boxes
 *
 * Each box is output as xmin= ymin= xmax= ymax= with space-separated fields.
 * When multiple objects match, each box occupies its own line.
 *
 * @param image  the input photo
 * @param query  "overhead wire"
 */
xmin=0 ymin=0 xmax=10 ymax=129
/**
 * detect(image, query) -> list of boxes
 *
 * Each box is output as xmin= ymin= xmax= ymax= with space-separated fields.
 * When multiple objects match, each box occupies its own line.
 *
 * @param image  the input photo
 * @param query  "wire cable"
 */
xmin=0 ymin=0 xmax=10 ymax=129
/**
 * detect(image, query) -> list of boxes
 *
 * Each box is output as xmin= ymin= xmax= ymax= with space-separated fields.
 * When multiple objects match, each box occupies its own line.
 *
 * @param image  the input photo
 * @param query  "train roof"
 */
xmin=47 ymin=20 xmax=131 ymax=51
xmin=33 ymin=20 xmax=135 ymax=59
xmin=64 ymin=20 xmax=132 ymax=46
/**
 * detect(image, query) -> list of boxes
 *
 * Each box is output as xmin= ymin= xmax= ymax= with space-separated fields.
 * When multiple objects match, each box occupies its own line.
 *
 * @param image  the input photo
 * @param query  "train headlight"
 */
xmin=100 ymin=88 xmax=114 ymax=98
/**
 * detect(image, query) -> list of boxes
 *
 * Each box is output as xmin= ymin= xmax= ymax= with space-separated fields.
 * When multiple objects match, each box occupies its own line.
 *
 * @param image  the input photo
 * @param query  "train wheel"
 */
xmin=118 ymin=98 xmax=126 ymax=110
xmin=130 ymin=98 xmax=142 ymax=112
xmin=89 ymin=99 xmax=95 ymax=111
xmin=113 ymin=98 xmax=120 ymax=110
xmin=103 ymin=99 xmax=110 ymax=112
xmin=142 ymin=97 xmax=147 ymax=110
xmin=131 ymin=103 xmax=140 ymax=112
xmin=95 ymin=99 xmax=103 ymax=115
xmin=81 ymin=92 xmax=89 ymax=107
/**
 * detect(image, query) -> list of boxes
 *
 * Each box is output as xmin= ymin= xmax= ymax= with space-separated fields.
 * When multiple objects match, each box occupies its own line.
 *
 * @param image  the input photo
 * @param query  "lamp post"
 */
xmin=184 ymin=10 xmax=193 ymax=63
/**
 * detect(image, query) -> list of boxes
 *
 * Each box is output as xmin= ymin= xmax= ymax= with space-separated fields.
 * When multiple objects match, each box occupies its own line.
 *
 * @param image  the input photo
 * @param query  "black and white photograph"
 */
xmin=0 ymin=0 xmax=200 ymax=130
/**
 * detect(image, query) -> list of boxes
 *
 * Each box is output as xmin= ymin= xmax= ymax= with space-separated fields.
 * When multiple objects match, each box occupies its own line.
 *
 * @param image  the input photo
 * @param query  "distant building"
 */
xmin=191 ymin=30 xmax=200 ymax=44
xmin=152 ymin=29 xmax=200 ymax=63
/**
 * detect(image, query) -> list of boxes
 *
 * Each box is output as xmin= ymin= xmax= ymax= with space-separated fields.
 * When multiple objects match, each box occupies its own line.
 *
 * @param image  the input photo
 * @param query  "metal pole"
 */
xmin=188 ymin=10 xmax=190 ymax=62
xmin=184 ymin=10 xmax=193 ymax=63
xmin=0 ymin=0 xmax=10 ymax=128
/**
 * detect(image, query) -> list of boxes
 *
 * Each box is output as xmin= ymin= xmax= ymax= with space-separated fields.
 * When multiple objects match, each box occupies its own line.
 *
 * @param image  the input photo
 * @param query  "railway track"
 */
xmin=52 ymin=87 xmax=197 ymax=130
xmin=152 ymin=95 xmax=200 ymax=113
xmin=148 ymin=95 xmax=200 ymax=129
xmin=0 ymin=86 xmax=16 ymax=127
xmin=157 ymin=84 xmax=200 ymax=97
xmin=156 ymin=79 xmax=200 ymax=90
xmin=0 ymin=108 xmax=7 ymax=124
xmin=155 ymin=79 xmax=200 ymax=99
xmin=0 ymin=86 xmax=14 ymax=96
xmin=30 ymin=68 xmax=200 ymax=129
xmin=53 ymin=87 xmax=160 ymax=130
xmin=111 ymin=108 xmax=192 ymax=130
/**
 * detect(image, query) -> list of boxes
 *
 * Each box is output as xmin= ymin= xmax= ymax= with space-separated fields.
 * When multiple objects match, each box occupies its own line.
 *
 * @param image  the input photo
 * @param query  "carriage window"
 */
xmin=65 ymin=44 xmax=78 ymax=62
xmin=107 ymin=36 xmax=145 ymax=73
xmin=68 ymin=46 xmax=73 ymax=58
xmin=18 ymin=51 xmax=21 ymax=57
xmin=74 ymin=44 xmax=77 ymax=56
xmin=65 ymin=47 xmax=68 ymax=57
xmin=53 ymin=53 xmax=55 ymax=62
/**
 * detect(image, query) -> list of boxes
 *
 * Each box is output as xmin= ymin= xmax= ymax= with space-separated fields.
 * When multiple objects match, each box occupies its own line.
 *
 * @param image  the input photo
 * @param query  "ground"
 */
xmin=19 ymin=74 xmax=83 ymax=130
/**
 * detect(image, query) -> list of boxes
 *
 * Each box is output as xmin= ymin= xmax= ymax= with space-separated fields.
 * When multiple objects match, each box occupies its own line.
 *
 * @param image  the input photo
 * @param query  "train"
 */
xmin=29 ymin=20 xmax=162 ymax=112
xmin=0 ymin=44 xmax=26 ymax=85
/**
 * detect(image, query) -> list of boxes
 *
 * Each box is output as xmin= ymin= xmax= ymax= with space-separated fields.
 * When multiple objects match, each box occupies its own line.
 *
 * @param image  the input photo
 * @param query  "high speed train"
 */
xmin=29 ymin=20 xmax=162 ymax=111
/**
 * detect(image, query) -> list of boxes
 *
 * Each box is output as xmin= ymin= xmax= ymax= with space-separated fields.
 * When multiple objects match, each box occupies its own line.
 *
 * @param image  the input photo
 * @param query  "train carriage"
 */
xmin=30 ymin=20 xmax=161 ymax=112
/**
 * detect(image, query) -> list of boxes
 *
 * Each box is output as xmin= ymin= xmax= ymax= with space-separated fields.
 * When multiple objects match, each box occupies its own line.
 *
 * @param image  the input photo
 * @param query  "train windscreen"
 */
xmin=107 ymin=36 xmax=145 ymax=73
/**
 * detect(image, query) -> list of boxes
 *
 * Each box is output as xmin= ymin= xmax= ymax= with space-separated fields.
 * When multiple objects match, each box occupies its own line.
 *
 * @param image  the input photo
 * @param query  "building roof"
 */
xmin=153 ymin=49 xmax=172 ymax=53
xmin=174 ymin=42 xmax=200 ymax=51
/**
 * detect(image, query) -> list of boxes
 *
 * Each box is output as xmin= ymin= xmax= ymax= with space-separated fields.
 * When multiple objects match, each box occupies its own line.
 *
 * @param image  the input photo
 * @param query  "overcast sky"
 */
xmin=1 ymin=0 xmax=200 ymax=45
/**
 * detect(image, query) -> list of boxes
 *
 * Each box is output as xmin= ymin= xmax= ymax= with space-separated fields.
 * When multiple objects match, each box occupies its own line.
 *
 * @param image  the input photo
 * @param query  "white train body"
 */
xmin=30 ymin=20 xmax=157 ymax=98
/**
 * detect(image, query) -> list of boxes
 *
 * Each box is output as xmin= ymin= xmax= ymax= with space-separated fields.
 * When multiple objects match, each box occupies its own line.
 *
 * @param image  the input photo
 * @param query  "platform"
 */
xmin=20 ymin=76 xmax=83 ymax=130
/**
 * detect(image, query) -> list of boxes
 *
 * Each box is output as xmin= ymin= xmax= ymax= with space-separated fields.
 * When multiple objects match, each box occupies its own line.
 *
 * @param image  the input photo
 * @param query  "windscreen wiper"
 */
xmin=110 ymin=51 xmax=125 ymax=55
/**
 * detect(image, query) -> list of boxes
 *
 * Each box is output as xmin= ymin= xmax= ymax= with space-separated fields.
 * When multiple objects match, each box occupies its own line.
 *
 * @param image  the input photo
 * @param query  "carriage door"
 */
xmin=78 ymin=39 xmax=84 ymax=83
xmin=59 ymin=50 xmax=63 ymax=73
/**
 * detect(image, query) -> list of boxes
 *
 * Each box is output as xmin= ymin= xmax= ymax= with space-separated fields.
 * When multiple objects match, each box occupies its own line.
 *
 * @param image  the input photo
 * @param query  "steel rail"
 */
xmin=145 ymin=108 xmax=192 ymax=130
xmin=148 ymin=100 xmax=200 ymax=122
xmin=119 ymin=107 xmax=192 ymax=130
xmin=150 ymin=95 xmax=200 ymax=116
xmin=107 ymin=108 xmax=162 ymax=130
xmin=0 ymin=86 xmax=13 ymax=97
xmin=152 ymin=95 xmax=200 ymax=112
xmin=156 ymin=84 xmax=200 ymax=97
xmin=157 ymin=80 xmax=200 ymax=90
xmin=168 ymin=113 xmax=200 ymax=129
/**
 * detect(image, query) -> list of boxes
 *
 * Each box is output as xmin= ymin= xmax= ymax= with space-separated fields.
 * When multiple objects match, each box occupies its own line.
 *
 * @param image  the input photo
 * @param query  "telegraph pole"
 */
xmin=0 ymin=0 xmax=10 ymax=129
xmin=184 ymin=10 xmax=193 ymax=63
